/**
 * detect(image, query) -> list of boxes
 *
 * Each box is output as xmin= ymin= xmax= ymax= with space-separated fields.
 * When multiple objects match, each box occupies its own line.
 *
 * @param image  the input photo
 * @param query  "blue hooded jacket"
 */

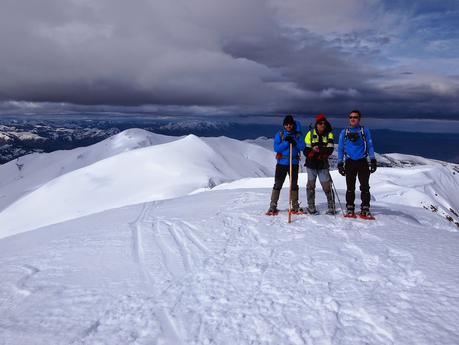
xmin=338 ymin=126 xmax=375 ymax=162
xmin=273 ymin=121 xmax=305 ymax=166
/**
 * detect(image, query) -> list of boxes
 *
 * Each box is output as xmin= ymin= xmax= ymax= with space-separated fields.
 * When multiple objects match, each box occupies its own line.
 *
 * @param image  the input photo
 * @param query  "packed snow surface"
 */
xmin=0 ymin=129 xmax=459 ymax=345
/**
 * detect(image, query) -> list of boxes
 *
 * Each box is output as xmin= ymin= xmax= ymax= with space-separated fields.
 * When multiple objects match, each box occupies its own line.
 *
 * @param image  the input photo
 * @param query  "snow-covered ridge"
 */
xmin=0 ymin=131 xmax=43 ymax=143
xmin=159 ymin=119 xmax=231 ymax=131
xmin=0 ymin=129 xmax=458 ymax=240
xmin=0 ymin=129 xmax=274 ymax=238
xmin=0 ymin=129 xmax=176 ymax=210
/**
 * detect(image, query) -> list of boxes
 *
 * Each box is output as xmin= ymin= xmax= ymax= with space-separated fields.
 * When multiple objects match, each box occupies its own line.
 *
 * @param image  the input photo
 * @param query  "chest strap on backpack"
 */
xmin=344 ymin=126 xmax=368 ymax=158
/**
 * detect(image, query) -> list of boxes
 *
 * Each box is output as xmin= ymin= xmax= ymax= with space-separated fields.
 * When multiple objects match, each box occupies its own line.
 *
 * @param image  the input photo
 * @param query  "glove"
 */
xmin=285 ymin=135 xmax=296 ymax=146
xmin=338 ymin=162 xmax=345 ymax=176
xmin=370 ymin=159 xmax=377 ymax=173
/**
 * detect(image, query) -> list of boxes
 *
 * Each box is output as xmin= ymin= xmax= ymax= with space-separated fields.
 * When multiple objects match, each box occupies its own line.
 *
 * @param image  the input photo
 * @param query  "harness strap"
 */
xmin=360 ymin=127 xmax=368 ymax=157
xmin=344 ymin=126 xmax=368 ymax=159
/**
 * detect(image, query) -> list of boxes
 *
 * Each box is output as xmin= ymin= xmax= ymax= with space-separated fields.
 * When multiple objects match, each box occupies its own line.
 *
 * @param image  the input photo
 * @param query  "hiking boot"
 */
xmin=359 ymin=208 xmax=374 ymax=219
xmin=269 ymin=189 xmax=280 ymax=210
xmin=291 ymin=206 xmax=304 ymax=214
xmin=325 ymin=191 xmax=336 ymax=215
xmin=266 ymin=206 xmax=279 ymax=216
xmin=359 ymin=205 xmax=372 ymax=215
xmin=307 ymin=206 xmax=319 ymax=215
xmin=291 ymin=190 xmax=301 ymax=211
xmin=345 ymin=209 xmax=356 ymax=218
xmin=326 ymin=208 xmax=337 ymax=215
xmin=290 ymin=190 xmax=304 ymax=214
xmin=344 ymin=205 xmax=356 ymax=218
xmin=306 ymin=187 xmax=316 ymax=214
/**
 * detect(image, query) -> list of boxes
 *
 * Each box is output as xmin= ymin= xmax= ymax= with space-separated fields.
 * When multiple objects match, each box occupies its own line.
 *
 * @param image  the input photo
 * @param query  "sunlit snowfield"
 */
xmin=1 ymin=130 xmax=458 ymax=344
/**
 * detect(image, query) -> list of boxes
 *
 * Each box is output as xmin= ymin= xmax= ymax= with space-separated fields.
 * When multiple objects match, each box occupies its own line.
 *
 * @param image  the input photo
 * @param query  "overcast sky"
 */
xmin=1 ymin=0 xmax=458 ymax=118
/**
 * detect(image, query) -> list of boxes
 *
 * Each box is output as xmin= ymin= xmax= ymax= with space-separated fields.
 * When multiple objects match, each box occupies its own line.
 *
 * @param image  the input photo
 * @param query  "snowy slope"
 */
xmin=215 ymin=165 xmax=459 ymax=230
xmin=0 ymin=129 xmax=176 ymax=211
xmin=0 ymin=131 xmax=459 ymax=345
xmin=0 ymin=188 xmax=458 ymax=345
xmin=0 ymin=132 xmax=274 ymax=238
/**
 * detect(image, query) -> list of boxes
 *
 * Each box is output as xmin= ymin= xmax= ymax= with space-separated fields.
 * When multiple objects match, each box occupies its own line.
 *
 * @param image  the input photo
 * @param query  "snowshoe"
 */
xmin=326 ymin=209 xmax=337 ymax=215
xmin=344 ymin=210 xmax=357 ymax=218
xmin=291 ymin=207 xmax=305 ymax=215
xmin=359 ymin=210 xmax=375 ymax=220
xmin=266 ymin=208 xmax=279 ymax=216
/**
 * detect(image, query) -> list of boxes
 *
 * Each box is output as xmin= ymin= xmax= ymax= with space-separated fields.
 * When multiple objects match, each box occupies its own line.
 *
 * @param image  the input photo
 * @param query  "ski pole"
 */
xmin=288 ymin=143 xmax=293 ymax=224
xmin=330 ymin=175 xmax=344 ymax=215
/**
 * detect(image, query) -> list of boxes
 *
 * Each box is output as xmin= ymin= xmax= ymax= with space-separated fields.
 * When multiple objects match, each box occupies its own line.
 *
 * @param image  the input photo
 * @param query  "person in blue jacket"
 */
xmin=267 ymin=115 xmax=306 ymax=215
xmin=337 ymin=110 xmax=377 ymax=217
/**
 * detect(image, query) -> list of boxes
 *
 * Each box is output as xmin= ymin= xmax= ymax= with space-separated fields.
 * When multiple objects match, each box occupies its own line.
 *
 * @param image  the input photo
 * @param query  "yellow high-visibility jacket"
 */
xmin=304 ymin=129 xmax=334 ymax=169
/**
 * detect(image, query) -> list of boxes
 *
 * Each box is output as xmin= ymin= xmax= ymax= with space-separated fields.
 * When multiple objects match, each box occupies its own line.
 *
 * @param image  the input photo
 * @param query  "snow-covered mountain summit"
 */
xmin=0 ymin=129 xmax=274 ymax=238
xmin=0 ymin=130 xmax=458 ymax=344
xmin=0 ymin=129 xmax=178 ymax=219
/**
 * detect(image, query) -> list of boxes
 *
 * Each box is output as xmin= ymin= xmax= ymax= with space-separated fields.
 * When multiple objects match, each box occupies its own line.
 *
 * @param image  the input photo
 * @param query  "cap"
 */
xmin=283 ymin=115 xmax=295 ymax=125
xmin=315 ymin=113 xmax=326 ymax=123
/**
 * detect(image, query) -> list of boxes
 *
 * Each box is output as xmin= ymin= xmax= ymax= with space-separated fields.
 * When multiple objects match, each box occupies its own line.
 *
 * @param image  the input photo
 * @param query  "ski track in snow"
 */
xmin=118 ymin=194 xmax=454 ymax=343
xmin=15 ymin=264 xmax=41 ymax=299
xmin=1 ymin=190 xmax=459 ymax=344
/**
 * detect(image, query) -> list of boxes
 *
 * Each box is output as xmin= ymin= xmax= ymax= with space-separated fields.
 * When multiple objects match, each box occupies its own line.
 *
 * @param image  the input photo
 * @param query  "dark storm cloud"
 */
xmin=1 ymin=0 xmax=287 ymax=107
xmin=0 ymin=0 xmax=458 ymax=117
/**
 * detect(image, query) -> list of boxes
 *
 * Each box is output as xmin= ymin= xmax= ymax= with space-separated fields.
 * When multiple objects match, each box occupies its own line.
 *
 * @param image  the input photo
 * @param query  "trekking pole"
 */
xmin=330 ymin=175 xmax=344 ymax=216
xmin=288 ymin=143 xmax=293 ymax=224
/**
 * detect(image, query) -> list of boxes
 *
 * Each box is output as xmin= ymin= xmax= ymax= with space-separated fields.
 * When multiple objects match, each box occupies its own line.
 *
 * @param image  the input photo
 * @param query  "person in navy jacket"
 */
xmin=267 ymin=115 xmax=306 ymax=214
xmin=337 ymin=110 xmax=377 ymax=217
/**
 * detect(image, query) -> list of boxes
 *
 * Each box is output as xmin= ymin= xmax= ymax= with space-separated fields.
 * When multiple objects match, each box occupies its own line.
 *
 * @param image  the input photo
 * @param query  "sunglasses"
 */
xmin=349 ymin=116 xmax=360 ymax=119
xmin=317 ymin=121 xmax=326 ymax=125
xmin=284 ymin=123 xmax=294 ymax=126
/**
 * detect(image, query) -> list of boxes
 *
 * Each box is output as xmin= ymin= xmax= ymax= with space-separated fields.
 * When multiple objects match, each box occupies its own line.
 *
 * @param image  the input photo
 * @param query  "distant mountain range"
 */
xmin=0 ymin=121 xmax=119 ymax=163
xmin=0 ymin=117 xmax=276 ymax=164
xmin=1 ymin=117 xmax=459 ymax=164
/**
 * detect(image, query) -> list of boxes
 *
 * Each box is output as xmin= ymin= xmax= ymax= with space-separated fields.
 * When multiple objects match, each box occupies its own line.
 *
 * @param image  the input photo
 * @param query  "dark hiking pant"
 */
xmin=345 ymin=158 xmax=370 ymax=210
xmin=273 ymin=164 xmax=299 ymax=191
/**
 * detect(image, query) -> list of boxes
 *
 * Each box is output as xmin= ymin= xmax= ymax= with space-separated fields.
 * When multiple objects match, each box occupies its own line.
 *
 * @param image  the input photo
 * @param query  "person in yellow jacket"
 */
xmin=303 ymin=114 xmax=335 ymax=214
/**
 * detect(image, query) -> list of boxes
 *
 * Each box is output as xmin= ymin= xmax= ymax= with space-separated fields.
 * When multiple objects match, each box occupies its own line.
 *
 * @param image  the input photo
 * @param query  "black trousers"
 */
xmin=345 ymin=158 xmax=370 ymax=209
xmin=273 ymin=164 xmax=299 ymax=191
